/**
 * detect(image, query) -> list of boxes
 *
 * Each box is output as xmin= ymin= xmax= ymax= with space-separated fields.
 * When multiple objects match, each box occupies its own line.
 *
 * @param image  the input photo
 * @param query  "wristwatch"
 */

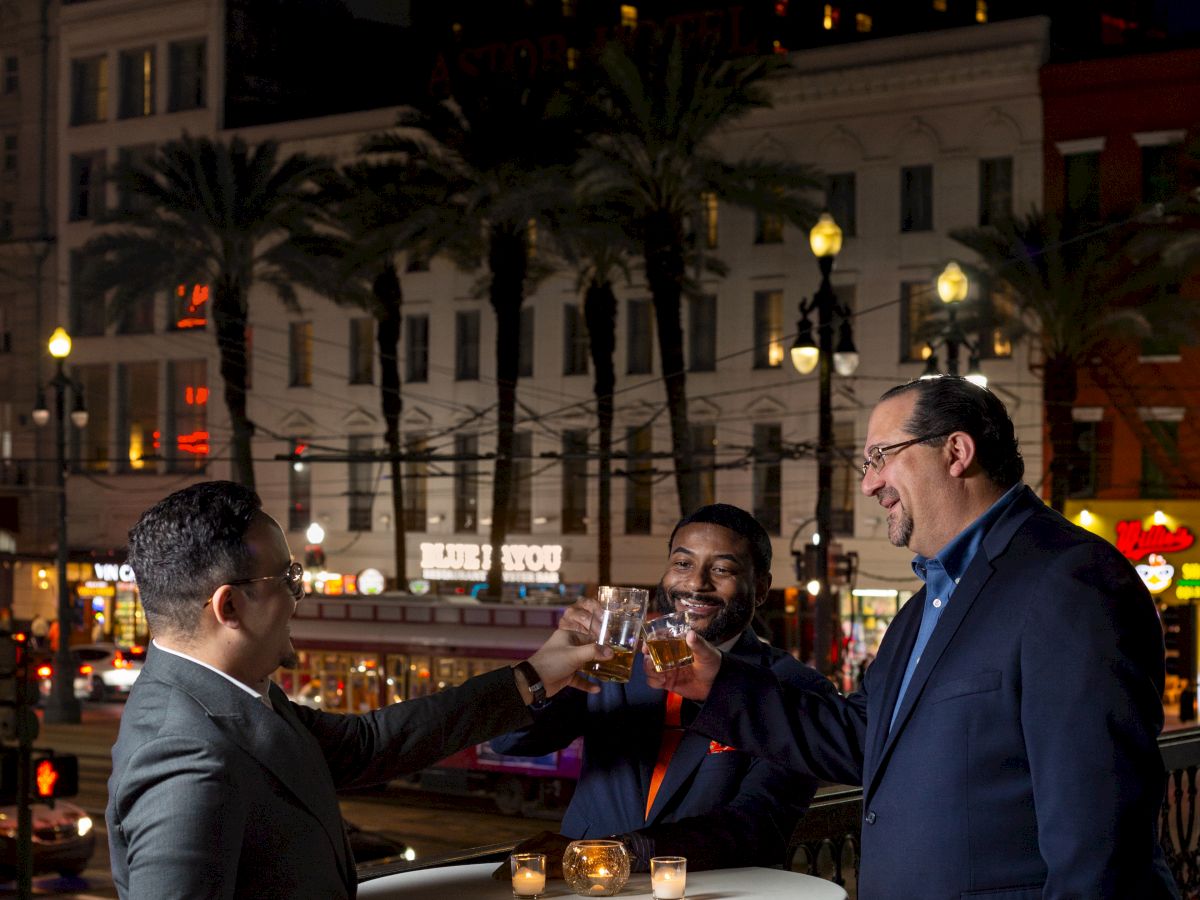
xmin=514 ymin=661 xmax=547 ymax=707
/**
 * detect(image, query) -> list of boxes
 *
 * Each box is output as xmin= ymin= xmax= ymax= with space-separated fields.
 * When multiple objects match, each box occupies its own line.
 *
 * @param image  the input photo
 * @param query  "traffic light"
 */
xmin=31 ymin=753 xmax=78 ymax=799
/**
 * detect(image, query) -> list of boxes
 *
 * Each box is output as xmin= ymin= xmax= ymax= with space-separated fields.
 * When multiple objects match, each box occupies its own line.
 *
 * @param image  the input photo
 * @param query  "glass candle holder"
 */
xmin=650 ymin=856 xmax=687 ymax=899
xmin=510 ymin=852 xmax=546 ymax=900
xmin=562 ymin=839 xmax=631 ymax=897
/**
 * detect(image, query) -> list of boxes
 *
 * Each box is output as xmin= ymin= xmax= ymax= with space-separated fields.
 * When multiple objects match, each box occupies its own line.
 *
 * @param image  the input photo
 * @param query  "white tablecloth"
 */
xmin=358 ymin=862 xmax=849 ymax=899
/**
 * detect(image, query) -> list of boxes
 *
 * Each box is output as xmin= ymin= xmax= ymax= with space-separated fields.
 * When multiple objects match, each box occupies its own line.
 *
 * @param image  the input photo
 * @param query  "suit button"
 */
xmin=864 ymin=810 xmax=877 ymax=825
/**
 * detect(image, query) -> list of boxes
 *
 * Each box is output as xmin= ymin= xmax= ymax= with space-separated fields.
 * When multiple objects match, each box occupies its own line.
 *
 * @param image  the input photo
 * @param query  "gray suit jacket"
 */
xmin=107 ymin=646 xmax=531 ymax=899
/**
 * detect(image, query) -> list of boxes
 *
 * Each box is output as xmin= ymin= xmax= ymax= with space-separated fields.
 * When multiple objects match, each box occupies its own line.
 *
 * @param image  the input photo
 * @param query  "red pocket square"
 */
xmin=708 ymin=740 xmax=737 ymax=754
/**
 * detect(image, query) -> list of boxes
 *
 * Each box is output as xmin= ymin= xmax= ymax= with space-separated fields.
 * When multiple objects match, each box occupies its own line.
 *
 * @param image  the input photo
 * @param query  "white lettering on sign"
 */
xmin=419 ymin=543 xmax=563 ymax=577
xmin=93 ymin=563 xmax=137 ymax=583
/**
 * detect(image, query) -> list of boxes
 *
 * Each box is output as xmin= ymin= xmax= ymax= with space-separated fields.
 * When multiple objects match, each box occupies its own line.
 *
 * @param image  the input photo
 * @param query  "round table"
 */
xmin=358 ymin=862 xmax=849 ymax=898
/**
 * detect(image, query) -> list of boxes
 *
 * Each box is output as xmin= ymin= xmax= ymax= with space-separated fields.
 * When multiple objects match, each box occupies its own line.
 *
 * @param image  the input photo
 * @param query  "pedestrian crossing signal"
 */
xmin=32 ymin=753 xmax=77 ymax=799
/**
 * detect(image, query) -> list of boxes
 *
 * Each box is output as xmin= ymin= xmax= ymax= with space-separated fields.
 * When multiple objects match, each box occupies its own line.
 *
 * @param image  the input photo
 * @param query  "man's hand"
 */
xmin=490 ymin=831 xmax=572 ymax=880
xmin=525 ymin=627 xmax=611 ymax=698
xmin=556 ymin=598 xmax=599 ymax=637
xmin=644 ymin=628 xmax=721 ymax=701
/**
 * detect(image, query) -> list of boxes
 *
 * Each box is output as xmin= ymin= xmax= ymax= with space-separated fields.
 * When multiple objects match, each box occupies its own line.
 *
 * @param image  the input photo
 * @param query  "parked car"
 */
xmin=37 ymin=643 xmax=145 ymax=702
xmin=0 ymin=800 xmax=95 ymax=879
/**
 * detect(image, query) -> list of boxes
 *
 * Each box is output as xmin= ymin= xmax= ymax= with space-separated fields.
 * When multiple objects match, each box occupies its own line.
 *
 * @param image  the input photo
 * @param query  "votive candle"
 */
xmin=650 ymin=856 xmax=687 ymax=900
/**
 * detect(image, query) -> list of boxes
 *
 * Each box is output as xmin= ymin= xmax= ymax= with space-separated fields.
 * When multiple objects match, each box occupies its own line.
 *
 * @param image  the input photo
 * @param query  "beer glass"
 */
xmin=642 ymin=611 xmax=693 ymax=673
xmin=585 ymin=586 xmax=649 ymax=683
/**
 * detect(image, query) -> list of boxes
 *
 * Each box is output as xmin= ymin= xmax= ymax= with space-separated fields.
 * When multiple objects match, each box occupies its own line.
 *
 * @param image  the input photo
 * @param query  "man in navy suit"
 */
xmin=492 ymin=504 xmax=834 ymax=874
xmin=652 ymin=377 xmax=1176 ymax=899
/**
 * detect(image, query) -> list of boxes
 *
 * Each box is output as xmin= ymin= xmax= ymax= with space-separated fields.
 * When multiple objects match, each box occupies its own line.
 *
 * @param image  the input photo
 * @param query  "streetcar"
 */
xmin=274 ymin=591 xmax=582 ymax=814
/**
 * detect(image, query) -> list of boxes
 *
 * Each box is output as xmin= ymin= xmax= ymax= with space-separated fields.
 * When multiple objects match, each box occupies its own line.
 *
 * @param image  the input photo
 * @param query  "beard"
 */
xmin=279 ymin=638 xmax=300 ymax=671
xmin=880 ymin=488 xmax=914 ymax=548
xmin=657 ymin=581 xmax=755 ymax=644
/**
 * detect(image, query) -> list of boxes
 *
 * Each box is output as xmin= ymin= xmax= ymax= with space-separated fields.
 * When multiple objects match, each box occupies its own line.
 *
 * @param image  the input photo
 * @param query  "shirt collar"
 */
xmin=152 ymin=639 xmax=273 ymax=708
xmin=912 ymin=481 xmax=1024 ymax=584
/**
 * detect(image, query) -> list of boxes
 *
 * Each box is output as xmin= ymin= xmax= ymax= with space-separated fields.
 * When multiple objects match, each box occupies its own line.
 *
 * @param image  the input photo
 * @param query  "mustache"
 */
xmin=877 ymin=487 xmax=900 ymax=505
xmin=670 ymin=590 xmax=723 ymax=606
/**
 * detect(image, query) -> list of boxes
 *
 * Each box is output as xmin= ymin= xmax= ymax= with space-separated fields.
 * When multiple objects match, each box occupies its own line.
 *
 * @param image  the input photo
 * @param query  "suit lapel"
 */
xmin=864 ymin=591 xmax=923 ymax=785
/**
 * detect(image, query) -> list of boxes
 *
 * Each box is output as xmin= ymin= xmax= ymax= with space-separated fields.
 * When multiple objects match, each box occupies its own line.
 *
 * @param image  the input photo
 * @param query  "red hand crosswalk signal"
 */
xmin=31 ymin=753 xmax=77 ymax=799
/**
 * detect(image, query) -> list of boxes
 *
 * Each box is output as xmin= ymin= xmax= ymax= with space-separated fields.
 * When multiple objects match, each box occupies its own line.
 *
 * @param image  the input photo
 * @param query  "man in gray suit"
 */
xmin=107 ymin=480 xmax=606 ymax=899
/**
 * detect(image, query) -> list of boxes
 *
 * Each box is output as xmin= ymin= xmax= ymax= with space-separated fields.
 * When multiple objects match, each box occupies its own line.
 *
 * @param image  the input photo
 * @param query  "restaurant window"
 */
xmin=2 ymin=134 xmax=15 ymax=173
xmin=518 ymin=306 xmax=534 ymax=378
xmin=70 ymin=55 xmax=108 ymax=125
xmin=455 ymin=310 xmax=480 ymax=381
xmin=168 ymin=39 xmax=206 ymax=112
xmin=118 ymin=47 xmax=155 ymax=119
xmin=349 ymin=317 xmax=374 ymax=385
xmin=69 ymin=151 xmax=106 ymax=221
xmin=166 ymin=359 xmax=208 ymax=473
xmin=3 ymin=56 xmax=17 ymax=95
xmin=900 ymin=165 xmax=933 ymax=233
xmin=73 ymin=364 xmax=110 ymax=473
xmin=348 ymin=434 xmax=375 ymax=532
xmin=288 ymin=437 xmax=311 ymax=532
xmin=1142 ymin=419 xmax=1180 ymax=500
xmin=454 ymin=434 xmax=478 ymax=532
xmin=832 ymin=420 xmax=855 ymax=534
xmin=405 ymin=314 xmax=429 ymax=383
xmin=511 ymin=431 xmax=532 ymax=533
xmin=692 ymin=423 xmax=716 ymax=507
xmin=171 ymin=282 xmax=208 ymax=330
xmin=627 ymin=299 xmax=653 ymax=375
xmin=689 ymin=294 xmax=716 ymax=372
xmin=625 ymin=426 xmax=652 ymax=535
xmin=404 ymin=434 xmax=428 ymax=531
xmin=118 ymin=361 xmax=158 ymax=472
xmin=69 ymin=250 xmax=106 ymax=337
xmin=753 ymin=423 xmax=782 ymax=536
xmin=825 ymin=173 xmax=856 ymax=236
xmin=753 ymin=290 xmax=784 ymax=369
xmin=562 ymin=429 xmax=588 ymax=534
xmin=1142 ymin=143 xmax=1181 ymax=206
xmin=899 ymin=280 xmax=934 ymax=362
xmin=289 ymin=321 xmax=312 ymax=387
xmin=979 ymin=157 xmax=1013 ymax=226
xmin=563 ymin=303 xmax=588 ymax=376
xmin=117 ymin=144 xmax=156 ymax=214
xmin=1063 ymin=151 xmax=1101 ymax=226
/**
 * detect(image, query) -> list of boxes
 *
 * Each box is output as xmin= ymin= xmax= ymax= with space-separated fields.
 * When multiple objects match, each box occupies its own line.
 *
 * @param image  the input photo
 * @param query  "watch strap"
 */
xmin=514 ymin=660 xmax=546 ymax=706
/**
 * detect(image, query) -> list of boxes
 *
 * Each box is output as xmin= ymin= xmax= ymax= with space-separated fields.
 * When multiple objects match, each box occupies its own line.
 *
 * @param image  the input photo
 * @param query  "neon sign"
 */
xmin=1135 ymin=554 xmax=1175 ymax=595
xmin=1114 ymin=520 xmax=1195 ymax=562
xmin=419 ymin=542 xmax=563 ymax=584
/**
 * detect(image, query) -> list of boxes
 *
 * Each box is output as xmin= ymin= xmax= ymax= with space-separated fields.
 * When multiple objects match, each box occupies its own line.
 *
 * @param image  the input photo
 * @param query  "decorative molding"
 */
xmin=1133 ymin=129 xmax=1186 ymax=148
xmin=278 ymin=409 xmax=318 ymax=432
xmin=1138 ymin=406 xmax=1185 ymax=423
xmin=1055 ymin=137 xmax=1106 ymax=156
xmin=341 ymin=406 xmax=378 ymax=430
xmin=1072 ymin=406 xmax=1105 ymax=423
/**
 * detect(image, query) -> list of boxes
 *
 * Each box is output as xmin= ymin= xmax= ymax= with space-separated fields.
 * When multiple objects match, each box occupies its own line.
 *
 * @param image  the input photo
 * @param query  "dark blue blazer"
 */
xmin=491 ymin=629 xmax=833 ymax=870
xmin=694 ymin=487 xmax=1176 ymax=899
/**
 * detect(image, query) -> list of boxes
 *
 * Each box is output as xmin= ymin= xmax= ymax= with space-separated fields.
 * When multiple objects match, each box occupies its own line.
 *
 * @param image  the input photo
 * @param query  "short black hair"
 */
xmin=879 ymin=376 xmax=1024 ymax=488
xmin=668 ymin=503 xmax=772 ymax=578
xmin=127 ymin=481 xmax=263 ymax=637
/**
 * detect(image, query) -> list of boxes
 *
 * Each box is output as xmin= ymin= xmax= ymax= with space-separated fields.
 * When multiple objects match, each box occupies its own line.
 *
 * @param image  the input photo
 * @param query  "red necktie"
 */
xmin=644 ymin=691 xmax=684 ymax=820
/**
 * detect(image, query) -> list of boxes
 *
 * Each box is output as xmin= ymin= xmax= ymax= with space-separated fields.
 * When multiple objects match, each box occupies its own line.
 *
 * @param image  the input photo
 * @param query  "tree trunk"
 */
xmin=485 ymin=226 xmax=528 ymax=600
xmin=1043 ymin=354 xmax=1079 ymax=513
xmin=213 ymin=283 xmax=255 ymax=490
xmin=374 ymin=262 xmax=407 ymax=587
xmin=643 ymin=211 xmax=698 ymax=517
xmin=585 ymin=279 xmax=617 ymax=586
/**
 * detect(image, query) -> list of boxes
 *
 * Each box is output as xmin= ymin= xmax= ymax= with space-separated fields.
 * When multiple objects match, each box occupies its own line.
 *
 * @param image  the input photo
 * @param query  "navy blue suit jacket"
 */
xmin=694 ymin=487 xmax=1175 ymax=899
xmin=491 ymin=629 xmax=833 ymax=870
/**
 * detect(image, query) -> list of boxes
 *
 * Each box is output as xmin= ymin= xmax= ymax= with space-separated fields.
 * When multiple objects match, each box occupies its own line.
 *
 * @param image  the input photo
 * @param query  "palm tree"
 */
xmin=81 ymin=134 xmax=330 ymax=490
xmin=951 ymin=208 xmax=1191 ymax=510
xmin=578 ymin=31 xmax=824 ymax=516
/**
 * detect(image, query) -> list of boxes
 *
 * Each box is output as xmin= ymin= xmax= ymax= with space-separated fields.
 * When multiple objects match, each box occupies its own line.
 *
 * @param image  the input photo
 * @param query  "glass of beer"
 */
xmin=642 ymin=611 xmax=693 ymax=673
xmin=585 ymin=586 xmax=649 ymax=683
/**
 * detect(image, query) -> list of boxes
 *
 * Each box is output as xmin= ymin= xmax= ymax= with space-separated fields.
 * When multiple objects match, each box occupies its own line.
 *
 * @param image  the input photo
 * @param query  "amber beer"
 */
xmin=589 ymin=646 xmax=636 ymax=682
xmin=645 ymin=636 xmax=692 ymax=673
xmin=585 ymin=586 xmax=649 ymax=683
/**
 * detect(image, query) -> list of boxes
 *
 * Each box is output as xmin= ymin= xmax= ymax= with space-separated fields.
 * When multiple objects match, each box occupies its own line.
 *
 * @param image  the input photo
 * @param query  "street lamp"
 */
xmin=791 ymin=212 xmax=858 ymax=677
xmin=922 ymin=261 xmax=987 ymax=388
xmin=33 ymin=327 xmax=87 ymax=725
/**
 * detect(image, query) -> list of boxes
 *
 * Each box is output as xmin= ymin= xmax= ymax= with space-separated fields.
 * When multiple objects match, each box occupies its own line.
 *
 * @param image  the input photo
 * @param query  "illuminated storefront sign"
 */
xmin=419 ymin=542 xmax=563 ymax=584
xmin=357 ymin=568 xmax=386 ymax=595
xmin=94 ymin=563 xmax=136 ymax=583
xmin=1115 ymin=520 xmax=1195 ymax=561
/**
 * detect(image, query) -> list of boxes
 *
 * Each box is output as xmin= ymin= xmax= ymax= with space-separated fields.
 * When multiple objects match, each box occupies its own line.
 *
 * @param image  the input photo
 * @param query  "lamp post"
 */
xmin=922 ymin=261 xmax=987 ymax=388
xmin=33 ymin=327 xmax=87 ymax=724
xmin=790 ymin=213 xmax=858 ymax=677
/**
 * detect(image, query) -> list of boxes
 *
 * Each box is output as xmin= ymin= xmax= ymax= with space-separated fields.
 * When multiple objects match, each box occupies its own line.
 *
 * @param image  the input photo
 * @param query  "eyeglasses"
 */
xmin=227 ymin=561 xmax=306 ymax=603
xmin=860 ymin=432 xmax=951 ymax=478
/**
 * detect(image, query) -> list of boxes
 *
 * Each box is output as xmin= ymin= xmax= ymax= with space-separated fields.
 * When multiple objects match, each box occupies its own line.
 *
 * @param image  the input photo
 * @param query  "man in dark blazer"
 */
xmin=649 ymin=378 xmax=1177 ymax=899
xmin=107 ymin=481 xmax=606 ymax=899
xmin=493 ymin=504 xmax=834 ymax=874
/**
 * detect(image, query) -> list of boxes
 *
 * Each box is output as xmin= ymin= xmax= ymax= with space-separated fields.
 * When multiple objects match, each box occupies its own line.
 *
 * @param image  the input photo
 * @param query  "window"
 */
xmin=825 ymin=173 xmax=856 ymax=236
xmin=118 ymin=47 xmax=155 ymax=119
xmin=69 ymin=251 xmax=106 ymax=336
xmin=625 ymin=426 xmax=652 ymax=534
xmin=627 ymin=299 xmax=653 ymax=375
xmin=454 ymin=434 xmax=478 ymax=532
xmin=1069 ymin=420 xmax=1101 ymax=498
xmin=403 ymin=434 xmax=428 ymax=531
xmin=900 ymin=165 xmax=933 ymax=232
xmin=1142 ymin=419 xmax=1179 ymax=500
xmin=405 ymin=252 xmax=429 ymax=273
xmin=1142 ymin=284 xmax=1183 ymax=357
xmin=0 ymin=201 xmax=10 ymax=239
xmin=455 ymin=310 xmax=480 ymax=380
xmin=2 ymin=135 xmax=14 ymax=173
xmin=976 ymin=0 xmax=988 ymax=23
xmin=979 ymin=157 xmax=1012 ymax=226
xmin=166 ymin=359 xmax=208 ymax=472
xmin=899 ymin=280 xmax=934 ymax=362
xmin=70 ymin=55 xmax=108 ymax=125
xmin=289 ymin=321 xmax=312 ymax=386
xmin=856 ymin=12 xmax=872 ymax=31
xmin=563 ymin=303 xmax=589 ymax=376
xmin=511 ymin=432 xmax=532 ymax=533
xmin=823 ymin=4 xmax=839 ymax=29
xmin=168 ymin=39 xmax=206 ymax=112
xmin=3 ymin=56 xmax=17 ymax=95
xmin=73 ymin=364 xmax=110 ymax=473
xmin=349 ymin=317 xmax=373 ymax=385
xmin=118 ymin=361 xmax=158 ymax=472
xmin=288 ymin=437 xmax=311 ymax=532
xmin=1142 ymin=143 xmax=1181 ymax=205
xmin=1063 ymin=152 xmax=1101 ymax=226
xmin=620 ymin=5 xmax=637 ymax=28
xmin=701 ymin=192 xmax=718 ymax=249
xmin=753 ymin=290 xmax=784 ymax=369
xmin=832 ymin=420 xmax=855 ymax=534
xmin=562 ymin=429 xmax=588 ymax=534
xmin=116 ymin=291 xmax=154 ymax=335
xmin=692 ymin=423 xmax=716 ymax=507
xmin=753 ymin=424 xmax=782 ymax=535
xmin=405 ymin=314 xmax=429 ymax=383
xmin=689 ymin=294 xmax=717 ymax=372
xmin=755 ymin=210 xmax=784 ymax=244
xmin=981 ymin=282 xmax=1015 ymax=359
xmin=348 ymin=434 xmax=375 ymax=532
xmin=117 ymin=144 xmax=156 ymax=213
xmin=69 ymin=152 xmax=106 ymax=221
xmin=518 ymin=306 xmax=534 ymax=378
xmin=171 ymin=282 xmax=208 ymax=330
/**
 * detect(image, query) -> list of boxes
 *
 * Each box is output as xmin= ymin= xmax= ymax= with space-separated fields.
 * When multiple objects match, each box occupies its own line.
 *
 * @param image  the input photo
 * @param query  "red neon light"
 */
xmin=1114 ymin=520 xmax=1195 ymax=561
xmin=177 ymin=431 xmax=210 ymax=456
